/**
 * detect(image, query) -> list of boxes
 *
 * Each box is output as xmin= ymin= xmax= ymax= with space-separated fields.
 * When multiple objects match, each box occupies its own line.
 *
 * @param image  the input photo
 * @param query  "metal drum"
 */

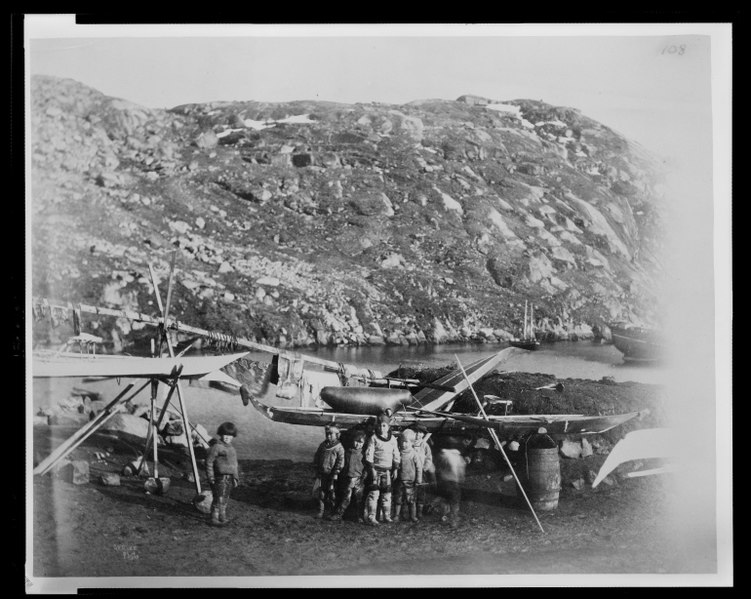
xmin=525 ymin=447 xmax=561 ymax=510
xmin=524 ymin=432 xmax=561 ymax=511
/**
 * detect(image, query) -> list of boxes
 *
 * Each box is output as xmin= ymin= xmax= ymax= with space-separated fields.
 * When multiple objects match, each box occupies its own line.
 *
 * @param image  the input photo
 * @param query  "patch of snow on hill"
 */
xmin=243 ymin=119 xmax=274 ymax=130
xmin=278 ymin=114 xmax=316 ymax=125
xmin=243 ymin=113 xmax=316 ymax=130
xmin=486 ymin=103 xmax=521 ymax=116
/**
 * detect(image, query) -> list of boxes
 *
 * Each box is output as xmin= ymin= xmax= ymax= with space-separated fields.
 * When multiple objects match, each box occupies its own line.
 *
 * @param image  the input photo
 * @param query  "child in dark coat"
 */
xmin=312 ymin=424 xmax=345 ymax=518
xmin=205 ymin=421 xmax=239 ymax=527
xmin=329 ymin=429 xmax=367 ymax=521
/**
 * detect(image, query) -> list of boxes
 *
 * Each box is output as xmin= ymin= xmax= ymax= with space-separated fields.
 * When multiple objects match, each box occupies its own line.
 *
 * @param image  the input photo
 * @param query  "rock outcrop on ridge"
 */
xmin=30 ymin=76 xmax=667 ymax=350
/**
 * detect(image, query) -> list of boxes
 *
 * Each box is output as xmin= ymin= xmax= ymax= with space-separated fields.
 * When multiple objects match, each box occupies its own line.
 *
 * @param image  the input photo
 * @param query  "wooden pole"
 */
xmin=163 ymin=251 xmax=177 ymax=337
xmin=34 ymin=381 xmax=147 ymax=475
xmin=454 ymin=354 xmax=545 ymax=533
xmin=151 ymin=380 xmax=159 ymax=478
xmin=147 ymin=263 xmax=165 ymax=318
xmin=148 ymin=262 xmax=167 ymax=359
xmin=174 ymin=381 xmax=202 ymax=493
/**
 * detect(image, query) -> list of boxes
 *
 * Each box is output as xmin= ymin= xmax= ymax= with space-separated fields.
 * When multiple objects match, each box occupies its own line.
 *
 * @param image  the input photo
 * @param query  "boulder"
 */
xmin=69 ymin=460 xmax=90 ymax=485
xmin=101 ymin=473 xmax=121 ymax=486
xmin=349 ymin=193 xmax=394 ymax=217
xmin=103 ymin=413 xmax=151 ymax=440
xmin=195 ymin=130 xmax=219 ymax=149
xmin=193 ymin=490 xmax=213 ymax=514
xmin=559 ymin=439 xmax=583 ymax=459
xmin=581 ymin=437 xmax=594 ymax=458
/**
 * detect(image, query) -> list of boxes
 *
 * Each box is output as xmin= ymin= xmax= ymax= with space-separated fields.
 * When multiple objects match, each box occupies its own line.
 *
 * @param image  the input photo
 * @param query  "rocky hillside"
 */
xmin=29 ymin=76 xmax=667 ymax=350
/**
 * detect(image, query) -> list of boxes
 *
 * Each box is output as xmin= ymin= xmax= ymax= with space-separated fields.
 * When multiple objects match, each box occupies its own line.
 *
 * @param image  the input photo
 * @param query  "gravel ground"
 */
xmin=28 ymin=373 xmax=720 ymax=588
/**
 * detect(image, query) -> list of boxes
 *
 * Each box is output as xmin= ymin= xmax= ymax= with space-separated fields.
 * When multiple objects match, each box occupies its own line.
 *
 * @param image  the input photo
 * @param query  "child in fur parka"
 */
xmin=410 ymin=423 xmax=434 ymax=518
xmin=312 ymin=424 xmax=345 ymax=518
xmin=205 ymin=421 xmax=240 ymax=527
xmin=393 ymin=428 xmax=423 ymax=522
xmin=363 ymin=414 xmax=400 ymax=526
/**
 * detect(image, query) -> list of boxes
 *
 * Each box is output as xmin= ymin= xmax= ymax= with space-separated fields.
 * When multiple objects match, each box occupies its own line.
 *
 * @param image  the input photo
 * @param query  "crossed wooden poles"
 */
xmin=33 ymin=253 xmax=204 ymax=497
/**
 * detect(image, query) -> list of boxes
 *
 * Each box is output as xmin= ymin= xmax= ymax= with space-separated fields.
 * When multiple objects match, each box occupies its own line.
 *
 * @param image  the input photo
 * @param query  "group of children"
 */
xmin=312 ymin=415 xmax=465 ymax=527
xmin=203 ymin=416 xmax=466 ymax=528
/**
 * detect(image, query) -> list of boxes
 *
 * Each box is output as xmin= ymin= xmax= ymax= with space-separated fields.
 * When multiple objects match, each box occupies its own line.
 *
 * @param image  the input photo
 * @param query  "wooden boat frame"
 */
xmin=248 ymin=393 xmax=638 ymax=439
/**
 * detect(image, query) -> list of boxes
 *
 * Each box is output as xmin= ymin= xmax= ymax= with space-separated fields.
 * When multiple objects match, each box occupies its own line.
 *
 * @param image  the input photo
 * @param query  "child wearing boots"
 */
xmin=329 ymin=429 xmax=367 ymax=522
xmin=363 ymin=414 xmax=400 ymax=526
xmin=205 ymin=421 xmax=239 ymax=527
xmin=393 ymin=428 xmax=423 ymax=522
xmin=410 ymin=423 xmax=434 ymax=519
xmin=312 ymin=424 xmax=345 ymax=519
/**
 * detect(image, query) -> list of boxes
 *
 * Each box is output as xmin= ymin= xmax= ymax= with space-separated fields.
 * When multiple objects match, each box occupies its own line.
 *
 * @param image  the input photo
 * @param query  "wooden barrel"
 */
xmin=525 ymin=446 xmax=561 ymax=511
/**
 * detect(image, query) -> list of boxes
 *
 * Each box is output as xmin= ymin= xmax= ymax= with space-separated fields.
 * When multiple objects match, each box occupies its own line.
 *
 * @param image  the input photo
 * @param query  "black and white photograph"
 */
xmin=23 ymin=18 xmax=733 ymax=591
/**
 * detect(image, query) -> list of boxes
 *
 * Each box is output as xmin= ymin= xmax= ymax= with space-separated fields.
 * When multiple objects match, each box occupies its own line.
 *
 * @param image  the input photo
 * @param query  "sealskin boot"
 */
xmin=218 ymin=504 xmax=229 ymax=524
xmin=393 ymin=504 xmax=402 ymax=521
xmin=417 ymin=503 xmax=424 ymax=518
xmin=381 ymin=494 xmax=393 ymax=523
xmin=315 ymin=500 xmax=325 ymax=519
xmin=409 ymin=503 xmax=419 ymax=522
xmin=366 ymin=493 xmax=379 ymax=526
xmin=210 ymin=507 xmax=222 ymax=527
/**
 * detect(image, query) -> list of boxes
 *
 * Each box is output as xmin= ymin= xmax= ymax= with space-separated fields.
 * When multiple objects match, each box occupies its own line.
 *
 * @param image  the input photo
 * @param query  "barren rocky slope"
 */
xmin=30 ymin=76 xmax=667 ymax=351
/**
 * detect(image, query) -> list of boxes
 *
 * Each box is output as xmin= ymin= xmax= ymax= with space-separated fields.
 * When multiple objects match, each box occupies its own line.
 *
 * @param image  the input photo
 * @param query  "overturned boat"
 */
xmin=609 ymin=323 xmax=665 ymax=363
xmin=245 ymin=348 xmax=639 ymax=440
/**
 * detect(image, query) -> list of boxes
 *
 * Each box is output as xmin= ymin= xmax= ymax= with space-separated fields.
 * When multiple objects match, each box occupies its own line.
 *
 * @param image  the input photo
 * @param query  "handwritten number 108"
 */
xmin=662 ymin=44 xmax=686 ymax=55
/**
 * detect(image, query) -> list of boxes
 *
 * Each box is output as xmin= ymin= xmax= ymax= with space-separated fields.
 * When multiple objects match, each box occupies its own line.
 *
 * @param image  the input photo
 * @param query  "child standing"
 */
xmin=205 ymin=421 xmax=239 ymax=527
xmin=363 ymin=414 xmax=400 ymax=526
xmin=329 ymin=429 xmax=367 ymax=521
xmin=393 ymin=428 xmax=423 ymax=522
xmin=410 ymin=423 xmax=434 ymax=518
xmin=312 ymin=424 xmax=345 ymax=519
xmin=434 ymin=437 xmax=467 ymax=528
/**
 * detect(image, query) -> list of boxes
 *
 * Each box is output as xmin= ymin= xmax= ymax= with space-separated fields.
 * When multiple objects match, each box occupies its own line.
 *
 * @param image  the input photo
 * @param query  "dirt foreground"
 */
xmin=28 ymin=373 xmax=720 ymax=589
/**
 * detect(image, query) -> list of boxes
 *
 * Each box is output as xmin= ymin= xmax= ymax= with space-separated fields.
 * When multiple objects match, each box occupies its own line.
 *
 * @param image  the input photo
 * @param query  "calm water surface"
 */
xmin=246 ymin=341 xmax=667 ymax=385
